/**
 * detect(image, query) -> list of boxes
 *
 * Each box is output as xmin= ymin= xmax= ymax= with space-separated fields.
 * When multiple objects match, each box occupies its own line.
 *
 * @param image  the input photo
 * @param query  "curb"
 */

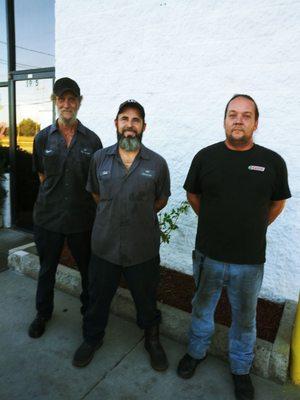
xmin=8 ymin=244 xmax=296 ymax=383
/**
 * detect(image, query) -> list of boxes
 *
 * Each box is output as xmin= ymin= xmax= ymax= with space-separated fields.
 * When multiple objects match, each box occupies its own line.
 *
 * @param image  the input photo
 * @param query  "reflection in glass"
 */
xmin=0 ymin=87 xmax=9 ymax=148
xmin=0 ymin=0 xmax=8 ymax=81
xmin=16 ymin=79 xmax=53 ymax=153
xmin=0 ymin=87 xmax=9 ymax=222
xmin=15 ymin=78 xmax=53 ymax=229
xmin=0 ymin=86 xmax=9 ymax=186
xmin=15 ymin=0 xmax=55 ymax=70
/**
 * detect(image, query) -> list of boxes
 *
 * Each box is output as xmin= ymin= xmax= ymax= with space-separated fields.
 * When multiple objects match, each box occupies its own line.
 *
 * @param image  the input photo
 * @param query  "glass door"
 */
xmin=14 ymin=77 xmax=54 ymax=229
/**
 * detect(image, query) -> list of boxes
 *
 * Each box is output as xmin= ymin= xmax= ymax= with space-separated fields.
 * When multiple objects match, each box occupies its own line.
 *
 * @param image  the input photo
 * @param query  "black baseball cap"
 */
xmin=117 ymin=99 xmax=145 ymax=119
xmin=53 ymin=77 xmax=81 ymax=97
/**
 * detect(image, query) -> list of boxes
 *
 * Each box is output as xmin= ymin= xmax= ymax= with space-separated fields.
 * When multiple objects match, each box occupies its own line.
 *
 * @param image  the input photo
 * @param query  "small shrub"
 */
xmin=159 ymin=200 xmax=190 ymax=244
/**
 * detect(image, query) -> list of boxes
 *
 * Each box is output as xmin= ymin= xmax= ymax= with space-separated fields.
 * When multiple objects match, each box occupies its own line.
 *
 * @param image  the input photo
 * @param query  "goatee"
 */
xmin=227 ymin=134 xmax=250 ymax=147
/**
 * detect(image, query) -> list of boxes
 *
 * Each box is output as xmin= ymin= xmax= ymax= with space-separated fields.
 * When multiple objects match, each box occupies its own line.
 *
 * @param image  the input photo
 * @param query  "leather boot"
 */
xmin=144 ymin=325 xmax=168 ymax=371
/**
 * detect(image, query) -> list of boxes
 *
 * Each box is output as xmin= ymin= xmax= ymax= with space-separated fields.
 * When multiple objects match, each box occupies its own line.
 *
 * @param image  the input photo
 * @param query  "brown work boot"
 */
xmin=144 ymin=325 xmax=168 ymax=371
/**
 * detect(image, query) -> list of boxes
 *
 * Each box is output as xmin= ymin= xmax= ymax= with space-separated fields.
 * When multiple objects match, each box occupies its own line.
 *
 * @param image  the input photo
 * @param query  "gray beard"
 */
xmin=58 ymin=111 xmax=78 ymax=126
xmin=117 ymin=132 xmax=142 ymax=152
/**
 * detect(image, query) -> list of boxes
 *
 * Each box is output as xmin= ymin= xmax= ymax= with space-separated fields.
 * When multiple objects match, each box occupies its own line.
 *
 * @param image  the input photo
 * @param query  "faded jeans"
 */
xmin=188 ymin=249 xmax=264 ymax=375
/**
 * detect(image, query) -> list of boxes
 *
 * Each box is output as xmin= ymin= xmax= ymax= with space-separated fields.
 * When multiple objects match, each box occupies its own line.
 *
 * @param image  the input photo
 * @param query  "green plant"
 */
xmin=159 ymin=200 xmax=190 ymax=244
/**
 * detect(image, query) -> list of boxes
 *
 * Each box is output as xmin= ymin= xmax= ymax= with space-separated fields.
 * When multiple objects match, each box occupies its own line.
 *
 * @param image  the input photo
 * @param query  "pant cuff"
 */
xmin=187 ymin=348 xmax=206 ymax=360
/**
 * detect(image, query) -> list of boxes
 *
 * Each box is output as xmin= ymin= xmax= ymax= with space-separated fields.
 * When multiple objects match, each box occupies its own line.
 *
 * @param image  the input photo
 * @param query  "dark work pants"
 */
xmin=34 ymin=225 xmax=91 ymax=318
xmin=83 ymin=253 xmax=161 ymax=345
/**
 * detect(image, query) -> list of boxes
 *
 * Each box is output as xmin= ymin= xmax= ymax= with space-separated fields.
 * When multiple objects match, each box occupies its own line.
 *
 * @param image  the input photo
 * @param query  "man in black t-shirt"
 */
xmin=177 ymin=94 xmax=291 ymax=400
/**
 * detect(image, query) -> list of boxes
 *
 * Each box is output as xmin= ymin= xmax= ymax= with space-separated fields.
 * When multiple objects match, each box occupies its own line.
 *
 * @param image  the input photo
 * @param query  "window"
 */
xmin=0 ymin=0 xmax=8 ymax=81
xmin=15 ymin=0 xmax=55 ymax=70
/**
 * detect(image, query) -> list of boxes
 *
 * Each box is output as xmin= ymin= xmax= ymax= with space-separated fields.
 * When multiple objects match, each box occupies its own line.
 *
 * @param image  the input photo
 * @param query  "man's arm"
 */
xmin=154 ymin=197 xmax=168 ymax=213
xmin=268 ymin=199 xmax=286 ymax=225
xmin=187 ymin=192 xmax=201 ymax=216
xmin=92 ymin=193 xmax=100 ymax=204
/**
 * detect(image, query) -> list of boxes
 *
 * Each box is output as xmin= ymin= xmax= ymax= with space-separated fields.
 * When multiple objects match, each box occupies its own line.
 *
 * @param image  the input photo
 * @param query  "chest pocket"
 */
xmin=43 ymin=148 xmax=61 ymax=176
xmin=130 ymin=169 xmax=156 ymax=202
xmin=97 ymin=169 xmax=115 ymax=200
xmin=247 ymin=167 xmax=273 ymax=198
xmin=79 ymin=147 xmax=93 ymax=175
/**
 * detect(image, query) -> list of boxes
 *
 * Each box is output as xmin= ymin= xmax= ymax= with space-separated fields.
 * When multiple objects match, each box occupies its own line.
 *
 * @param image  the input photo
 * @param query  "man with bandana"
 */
xmin=73 ymin=100 xmax=171 ymax=372
xmin=28 ymin=78 xmax=102 ymax=338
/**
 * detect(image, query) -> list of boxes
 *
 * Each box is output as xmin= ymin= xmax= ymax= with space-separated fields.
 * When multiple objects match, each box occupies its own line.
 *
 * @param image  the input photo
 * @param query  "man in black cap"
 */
xmin=28 ymin=77 xmax=102 ymax=338
xmin=72 ymin=100 xmax=171 ymax=372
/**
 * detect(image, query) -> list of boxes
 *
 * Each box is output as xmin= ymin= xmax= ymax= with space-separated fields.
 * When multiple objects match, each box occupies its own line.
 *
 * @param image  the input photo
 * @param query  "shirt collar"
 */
xmin=50 ymin=119 xmax=86 ymax=135
xmin=107 ymin=143 xmax=150 ymax=160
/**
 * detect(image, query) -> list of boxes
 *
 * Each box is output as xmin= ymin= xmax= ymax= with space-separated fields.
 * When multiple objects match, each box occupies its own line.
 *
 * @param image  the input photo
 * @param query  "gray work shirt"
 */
xmin=87 ymin=143 xmax=171 ymax=266
xmin=33 ymin=120 xmax=102 ymax=234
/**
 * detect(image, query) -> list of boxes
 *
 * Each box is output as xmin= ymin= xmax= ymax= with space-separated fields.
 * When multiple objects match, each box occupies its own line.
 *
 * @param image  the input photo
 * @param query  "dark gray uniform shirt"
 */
xmin=87 ymin=143 xmax=171 ymax=266
xmin=33 ymin=120 xmax=102 ymax=234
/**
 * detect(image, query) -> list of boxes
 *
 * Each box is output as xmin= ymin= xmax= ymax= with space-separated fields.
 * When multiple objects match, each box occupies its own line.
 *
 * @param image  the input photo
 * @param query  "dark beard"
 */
xmin=226 ymin=129 xmax=251 ymax=147
xmin=227 ymin=134 xmax=249 ymax=145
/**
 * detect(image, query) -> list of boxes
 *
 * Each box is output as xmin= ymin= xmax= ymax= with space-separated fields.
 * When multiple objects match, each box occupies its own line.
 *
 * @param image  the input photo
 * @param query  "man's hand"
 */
xmin=187 ymin=192 xmax=201 ymax=216
xmin=268 ymin=199 xmax=286 ymax=225
xmin=38 ymin=173 xmax=46 ymax=183
xmin=92 ymin=193 xmax=100 ymax=204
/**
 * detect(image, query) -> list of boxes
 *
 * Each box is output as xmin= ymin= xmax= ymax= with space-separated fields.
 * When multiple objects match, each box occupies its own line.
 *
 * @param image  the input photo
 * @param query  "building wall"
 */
xmin=56 ymin=0 xmax=300 ymax=301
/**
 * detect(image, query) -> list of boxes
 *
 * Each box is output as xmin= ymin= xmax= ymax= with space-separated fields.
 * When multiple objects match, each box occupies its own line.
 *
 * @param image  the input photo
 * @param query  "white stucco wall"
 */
xmin=56 ymin=0 xmax=300 ymax=302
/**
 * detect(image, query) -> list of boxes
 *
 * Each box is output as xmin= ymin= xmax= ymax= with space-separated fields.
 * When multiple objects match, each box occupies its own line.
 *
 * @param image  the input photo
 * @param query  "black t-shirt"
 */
xmin=184 ymin=141 xmax=291 ymax=264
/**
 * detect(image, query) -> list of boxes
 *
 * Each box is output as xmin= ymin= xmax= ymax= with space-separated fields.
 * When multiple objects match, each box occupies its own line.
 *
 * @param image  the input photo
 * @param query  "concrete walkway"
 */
xmin=0 ymin=228 xmax=33 ymax=271
xmin=1 ymin=230 xmax=300 ymax=399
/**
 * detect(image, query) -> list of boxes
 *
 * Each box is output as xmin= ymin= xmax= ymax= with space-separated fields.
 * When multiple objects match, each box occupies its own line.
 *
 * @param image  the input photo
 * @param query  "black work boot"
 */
xmin=28 ymin=315 xmax=51 ymax=338
xmin=72 ymin=341 xmax=103 ymax=368
xmin=144 ymin=325 xmax=168 ymax=371
xmin=177 ymin=353 xmax=207 ymax=379
xmin=232 ymin=373 xmax=254 ymax=400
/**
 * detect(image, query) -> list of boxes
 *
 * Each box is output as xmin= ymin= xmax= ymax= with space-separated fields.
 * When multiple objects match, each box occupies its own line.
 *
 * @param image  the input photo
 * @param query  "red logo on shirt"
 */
xmin=248 ymin=165 xmax=265 ymax=172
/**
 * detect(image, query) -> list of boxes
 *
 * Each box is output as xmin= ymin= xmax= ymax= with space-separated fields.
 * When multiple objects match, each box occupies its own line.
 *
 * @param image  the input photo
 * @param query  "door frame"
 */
xmin=5 ymin=0 xmax=55 ymax=228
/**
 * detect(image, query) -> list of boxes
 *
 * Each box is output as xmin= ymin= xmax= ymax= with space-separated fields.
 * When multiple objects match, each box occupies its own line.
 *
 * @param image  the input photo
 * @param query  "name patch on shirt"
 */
xmin=248 ymin=165 xmax=265 ymax=172
xmin=44 ymin=149 xmax=55 ymax=156
xmin=100 ymin=170 xmax=110 ymax=176
xmin=141 ymin=169 xmax=155 ymax=178
xmin=81 ymin=148 xmax=91 ymax=156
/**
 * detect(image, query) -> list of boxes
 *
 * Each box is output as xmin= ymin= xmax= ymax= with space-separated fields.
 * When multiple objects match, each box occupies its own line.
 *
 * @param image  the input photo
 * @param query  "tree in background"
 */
xmin=18 ymin=118 xmax=40 ymax=137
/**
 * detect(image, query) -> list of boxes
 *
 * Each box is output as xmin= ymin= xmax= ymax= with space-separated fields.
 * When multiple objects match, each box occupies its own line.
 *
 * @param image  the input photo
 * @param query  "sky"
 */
xmin=0 ymin=0 xmax=54 ymax=133
xmin=1 ymin=0 xmax=55 ymax=79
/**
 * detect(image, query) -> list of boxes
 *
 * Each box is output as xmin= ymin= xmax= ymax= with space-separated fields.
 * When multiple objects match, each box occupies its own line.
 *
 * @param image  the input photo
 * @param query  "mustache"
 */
xmin=60 ymin=109 xmax=74 ymax=113
xmin=232 ymin=125 xmax=244 ymax=131
xmin=122 ymin=128 xmax=138 ymax=135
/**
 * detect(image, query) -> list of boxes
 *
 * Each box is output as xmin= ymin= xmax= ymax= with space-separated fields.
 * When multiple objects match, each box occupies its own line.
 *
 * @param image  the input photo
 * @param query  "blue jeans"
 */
xmin=188 ymin=249 xmax=264 ymax=375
